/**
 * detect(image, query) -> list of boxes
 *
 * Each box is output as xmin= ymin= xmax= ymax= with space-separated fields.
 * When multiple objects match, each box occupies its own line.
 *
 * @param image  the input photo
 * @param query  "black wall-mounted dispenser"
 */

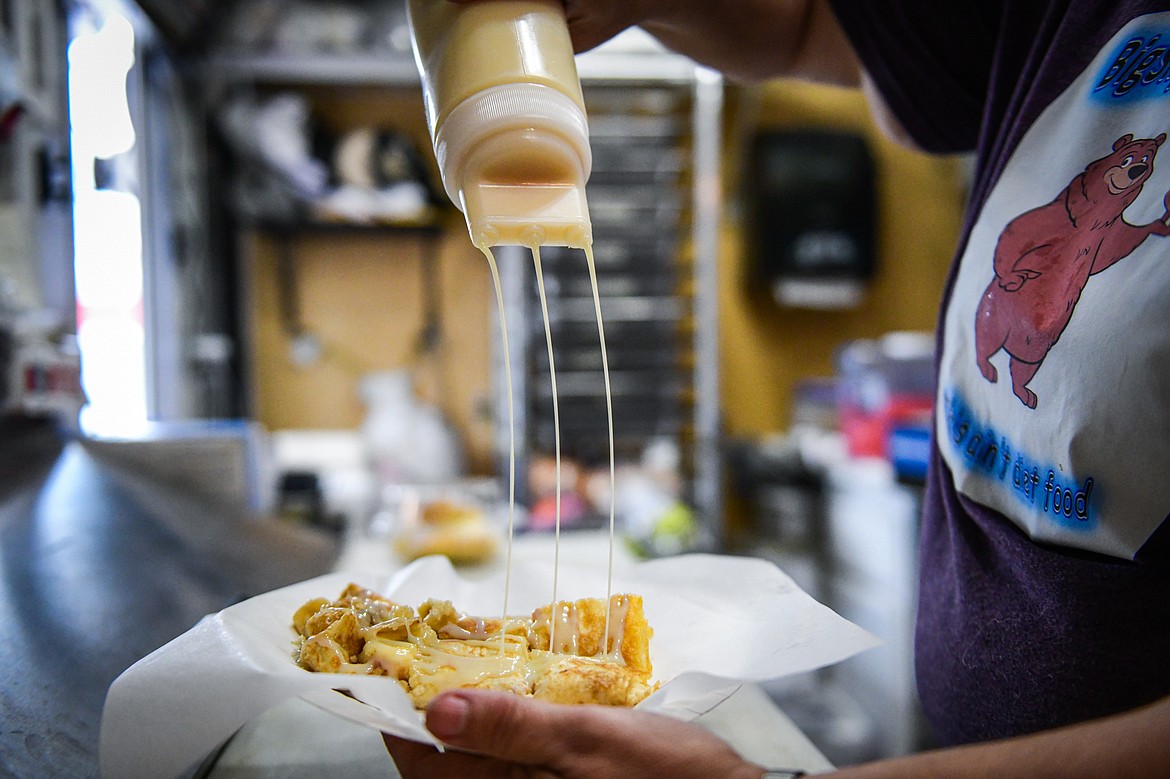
xmin=744 ymin=129 xmax=876 ymax=309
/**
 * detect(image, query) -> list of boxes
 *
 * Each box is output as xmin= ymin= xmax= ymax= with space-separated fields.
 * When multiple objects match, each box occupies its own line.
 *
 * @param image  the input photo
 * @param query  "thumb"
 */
xmin=426 ymin=689 xmax=582 ymax=765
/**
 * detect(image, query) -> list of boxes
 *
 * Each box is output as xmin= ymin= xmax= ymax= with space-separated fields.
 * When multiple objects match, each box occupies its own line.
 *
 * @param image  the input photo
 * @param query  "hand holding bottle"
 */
xmin=448 ymin=0 xmax=859 ymax=84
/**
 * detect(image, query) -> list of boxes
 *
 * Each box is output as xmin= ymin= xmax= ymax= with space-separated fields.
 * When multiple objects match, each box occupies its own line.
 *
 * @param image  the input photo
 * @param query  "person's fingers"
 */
xmin=423 ymin=689 xmax=585 ymax=766
xmin=441 ymin=0 xmax=645 ymax=54
xmin=390 ymin=690 xmax=765 ymax=779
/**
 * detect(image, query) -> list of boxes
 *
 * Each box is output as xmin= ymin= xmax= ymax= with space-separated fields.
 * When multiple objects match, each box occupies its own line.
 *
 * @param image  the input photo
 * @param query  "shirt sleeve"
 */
xmin=826 ymin=1 xmax=1006 ymax=154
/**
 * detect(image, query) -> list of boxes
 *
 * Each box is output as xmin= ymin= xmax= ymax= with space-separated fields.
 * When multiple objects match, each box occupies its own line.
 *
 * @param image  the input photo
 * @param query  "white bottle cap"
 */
xmin=434 ymin=82 xmax=593 ymax=247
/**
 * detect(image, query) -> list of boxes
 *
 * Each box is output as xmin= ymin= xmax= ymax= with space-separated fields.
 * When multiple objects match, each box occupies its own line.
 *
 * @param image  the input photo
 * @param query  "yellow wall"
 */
xmin=243 ymin=85 xmax=498 ymax=472
xmin=718 ymin=80 xmax=967 ymax=438
xmin=244 ymin=220 xmax=497 ymax=473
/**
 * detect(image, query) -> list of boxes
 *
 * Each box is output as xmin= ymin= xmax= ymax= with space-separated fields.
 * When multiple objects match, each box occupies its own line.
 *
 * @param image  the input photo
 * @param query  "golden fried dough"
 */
xmin=293 ymin=584 xmax=655 ymax=708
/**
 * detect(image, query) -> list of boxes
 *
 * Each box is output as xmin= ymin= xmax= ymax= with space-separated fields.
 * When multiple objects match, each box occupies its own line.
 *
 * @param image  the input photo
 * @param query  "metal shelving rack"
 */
xmin=0 ymin=0 xmax=70 ymax=312
xmin=494 ymin=40 xmax=725 ymax=538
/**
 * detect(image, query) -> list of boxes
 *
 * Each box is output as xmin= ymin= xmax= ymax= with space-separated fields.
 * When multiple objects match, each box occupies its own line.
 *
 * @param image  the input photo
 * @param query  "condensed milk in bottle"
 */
xmin=406 ymin=0 xmax=593 ymax=248
xmin=409 ymin=0 xmax=617 ymax=658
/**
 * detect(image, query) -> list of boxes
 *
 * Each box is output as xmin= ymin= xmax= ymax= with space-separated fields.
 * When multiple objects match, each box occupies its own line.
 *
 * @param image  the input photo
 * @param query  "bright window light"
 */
xmin=72 ymin=190 xmax=143 ymax=309
xmin=68 ymin=14 xmax=136 ymax=161
xmin=68 ymin=10 xmax=145 ymax=433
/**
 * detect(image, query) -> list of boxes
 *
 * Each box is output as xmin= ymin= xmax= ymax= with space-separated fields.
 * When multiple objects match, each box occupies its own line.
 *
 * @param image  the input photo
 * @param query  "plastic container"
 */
xmin=407 ymin=0 xmax=592 ymax=248
xmin=835 ymin=332 xmax=934 ymax=460
xmin=359 ymin=370 xmax=463 ymax=486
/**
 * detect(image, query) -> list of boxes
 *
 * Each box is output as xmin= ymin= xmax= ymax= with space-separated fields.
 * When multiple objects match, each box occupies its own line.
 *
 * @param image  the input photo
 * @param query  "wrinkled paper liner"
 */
xmin=100 ymin=553 xmax=880 ymax=779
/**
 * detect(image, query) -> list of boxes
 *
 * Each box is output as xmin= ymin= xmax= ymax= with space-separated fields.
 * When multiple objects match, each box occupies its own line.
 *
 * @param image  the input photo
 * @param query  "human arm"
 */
xmin=453 ymin=0 xmax=860 ymax=86
xmin=452 ymin=0 xmax=919 ymax=147
xmin=625 ymin=0 xmax=858 ymax=86
xmin=631 ymin=0 xmax=917 ymax=146
xmin=831 ymin=693 xmax=1170 ymax=778
xmin=385 ymin=689 xmax=1170 ymax=779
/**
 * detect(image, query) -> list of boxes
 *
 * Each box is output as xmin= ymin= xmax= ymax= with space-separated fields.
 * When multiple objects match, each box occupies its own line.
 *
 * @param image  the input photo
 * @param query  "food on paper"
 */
xmin=392 ymin=499 xmax=498 ymax=564
xmin=293 ymin=583 xmax=657 ymax=708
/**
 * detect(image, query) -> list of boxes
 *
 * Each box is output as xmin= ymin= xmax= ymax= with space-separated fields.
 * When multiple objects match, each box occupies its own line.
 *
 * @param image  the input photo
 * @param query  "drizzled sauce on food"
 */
xmin=479 ymin=236 xmax=619 ymax=665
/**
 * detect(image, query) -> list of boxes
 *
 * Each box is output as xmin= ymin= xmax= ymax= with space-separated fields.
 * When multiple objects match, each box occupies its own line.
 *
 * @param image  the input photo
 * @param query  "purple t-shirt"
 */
xmin=829 ymin=0 xmax=1170 ymax=745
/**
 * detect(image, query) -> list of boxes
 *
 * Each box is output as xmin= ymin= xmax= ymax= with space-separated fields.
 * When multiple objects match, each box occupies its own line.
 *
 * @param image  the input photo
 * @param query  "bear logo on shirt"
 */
xmin=974 ymin=133 xmax=1170 ymax=408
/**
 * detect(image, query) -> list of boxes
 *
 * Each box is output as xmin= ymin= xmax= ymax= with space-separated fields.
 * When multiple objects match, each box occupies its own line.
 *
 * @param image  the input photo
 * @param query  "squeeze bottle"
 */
xmin=407 ymin=0 xmax=592 ymax=248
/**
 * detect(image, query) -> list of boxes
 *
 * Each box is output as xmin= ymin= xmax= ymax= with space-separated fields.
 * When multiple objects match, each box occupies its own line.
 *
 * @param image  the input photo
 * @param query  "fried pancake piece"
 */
xmin=298 ymin=634 xmax=345 ymax=673
xmin=297 ymin=610 xmax=362 ymax=672
xmin=407 ymin=640 xmax=529 ymax=708
xmin=531 ymin=654 xmax=656 ymax=706
xmin=293 ymin=585 xmax=656 ymax=708
xmin=292 ymin=597 xmax=330 ymax=636
xmin=418 ymin=598 xmax=526 ymax=642
xmin=615 ymin=595 xmax=652 ymax=674
xmin=299 ymin=584 xmax=413 ymax=637
xmin=359 ymin=638 xmax=417 ymax=680
xmin=529 ymin=594 xmax=652 ymax=674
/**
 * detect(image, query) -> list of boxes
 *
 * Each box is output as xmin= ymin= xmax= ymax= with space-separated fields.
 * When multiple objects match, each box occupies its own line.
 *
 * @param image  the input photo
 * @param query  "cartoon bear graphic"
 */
xmin=974 ymin=133 xmax=1170 ymax=408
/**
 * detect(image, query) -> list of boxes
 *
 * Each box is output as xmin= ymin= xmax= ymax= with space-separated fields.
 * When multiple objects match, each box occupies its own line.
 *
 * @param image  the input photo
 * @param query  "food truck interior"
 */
xmin=0 ymin=1 xmax=969 ymax=776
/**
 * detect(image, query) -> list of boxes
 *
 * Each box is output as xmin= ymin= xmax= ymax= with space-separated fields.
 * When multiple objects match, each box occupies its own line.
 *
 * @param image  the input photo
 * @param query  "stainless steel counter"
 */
xmin=0 ymin=418 xmax=338 ymax=778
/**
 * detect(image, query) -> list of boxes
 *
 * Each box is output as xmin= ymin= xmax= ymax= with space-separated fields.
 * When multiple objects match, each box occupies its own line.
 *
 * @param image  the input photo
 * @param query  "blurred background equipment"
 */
xmin=496 ymin=73 xmax=723 ymax=544
xmin=0 ymin=0 xmax=971 ymax=773
xmin=745 ymin=129 xmax=877 ymax=310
